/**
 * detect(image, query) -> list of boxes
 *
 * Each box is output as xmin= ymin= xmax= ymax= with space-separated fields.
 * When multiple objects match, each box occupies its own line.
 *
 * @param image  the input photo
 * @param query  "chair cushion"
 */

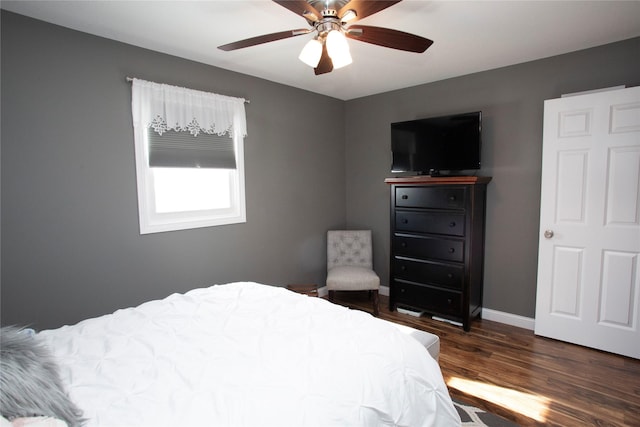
xmin=326 ymin=266 xmax=380 ymax=291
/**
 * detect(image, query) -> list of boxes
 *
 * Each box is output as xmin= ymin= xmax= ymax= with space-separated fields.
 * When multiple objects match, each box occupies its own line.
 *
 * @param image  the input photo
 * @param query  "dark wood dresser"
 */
xmin=385 ymin=176 xmax=491 ymax=331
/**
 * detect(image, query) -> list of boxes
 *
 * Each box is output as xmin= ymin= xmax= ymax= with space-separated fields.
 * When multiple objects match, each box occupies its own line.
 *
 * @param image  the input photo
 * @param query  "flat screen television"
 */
xmin=391 ymin=111 xmax=481 ymax=176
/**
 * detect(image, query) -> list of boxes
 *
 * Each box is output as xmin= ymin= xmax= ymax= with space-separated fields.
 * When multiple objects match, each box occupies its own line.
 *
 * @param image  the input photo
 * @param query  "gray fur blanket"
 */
xmin=0 ymin=326 xmax=85 ymax=427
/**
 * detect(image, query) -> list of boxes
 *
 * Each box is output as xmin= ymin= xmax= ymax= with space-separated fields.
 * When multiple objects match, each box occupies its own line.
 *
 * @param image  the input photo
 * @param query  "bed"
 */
xmin=4 ymin=282 xmax=460 ymax=426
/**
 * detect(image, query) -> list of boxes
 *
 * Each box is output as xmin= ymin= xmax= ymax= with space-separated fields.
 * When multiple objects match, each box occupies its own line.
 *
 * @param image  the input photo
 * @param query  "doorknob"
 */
xmin=544 ymin=230 xmax=554 ymax=239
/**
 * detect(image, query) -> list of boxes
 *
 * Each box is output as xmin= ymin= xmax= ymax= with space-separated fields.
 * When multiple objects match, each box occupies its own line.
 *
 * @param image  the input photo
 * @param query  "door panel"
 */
xmin=556 ymin=151 xmax=588 ymax=223
xmin=599 ymin=250 xmax=637 ymax=328
xmin=550 ymin=246 xmax=583 ymax=317
xmin=605 ymin=147 xmax=640 ymax=225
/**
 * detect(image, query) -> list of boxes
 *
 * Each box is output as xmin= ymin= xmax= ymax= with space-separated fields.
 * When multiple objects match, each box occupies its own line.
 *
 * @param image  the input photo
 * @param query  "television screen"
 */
xmin=391 ymin=111 xmax=481 ymax=175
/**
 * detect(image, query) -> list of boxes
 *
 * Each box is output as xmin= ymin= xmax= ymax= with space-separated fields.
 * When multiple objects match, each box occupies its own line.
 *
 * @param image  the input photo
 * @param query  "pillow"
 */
xmin=0 ymin=327 xmax=85 ymax=427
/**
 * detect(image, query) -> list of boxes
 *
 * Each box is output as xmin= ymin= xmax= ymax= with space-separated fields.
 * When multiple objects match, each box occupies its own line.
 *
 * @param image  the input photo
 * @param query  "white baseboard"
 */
xmin=481 ymin=308 xmax=535 ymax=330
xmin=320 ymin=285 xmax=535 ymax=330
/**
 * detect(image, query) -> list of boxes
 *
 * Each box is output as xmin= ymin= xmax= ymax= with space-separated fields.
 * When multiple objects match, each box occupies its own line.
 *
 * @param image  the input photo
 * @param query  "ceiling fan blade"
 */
xmin=218 ymin=29 xmax=311 ymax=51
xmin=346 ymin=25 xmax=433 ymax=53
xmin=273 ymin=0 xmax=322 ymax=22
xmin=338 ymin=0 xmax=401 ymax=23
xmin=314 ymin=44 xmax=334 ymax=75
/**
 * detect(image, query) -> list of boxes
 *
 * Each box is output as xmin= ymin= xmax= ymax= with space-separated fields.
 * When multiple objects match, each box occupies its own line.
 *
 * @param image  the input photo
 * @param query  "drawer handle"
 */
xmin=401 ymin=194 xmax=409 ymax=200
xmin=448 ymin=195 xmax=456 ymax=201
xmin=401 ymin=242 xmax=407 ymax=248
xmin=448 ymin=248 xmax=455 ymax=253
xmin=400 ymin=265 xmax=407 ymax=271
xmin=447 ymin=298 xmax=453 ymax=305
xmin=402 ymin=219 xmax=409 ymax=224
xmin=449 ymin=221 xmax=456 ymax=227
xmin=447 ymin=273 xmax=454 ymax=279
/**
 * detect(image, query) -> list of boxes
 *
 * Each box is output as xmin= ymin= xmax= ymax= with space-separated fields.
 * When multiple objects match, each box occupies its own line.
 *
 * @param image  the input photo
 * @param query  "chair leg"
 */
xmin=372 ymin=290 xmax=379 ymax=317
xmin=328 ymin=290 xmax=336 ymax=303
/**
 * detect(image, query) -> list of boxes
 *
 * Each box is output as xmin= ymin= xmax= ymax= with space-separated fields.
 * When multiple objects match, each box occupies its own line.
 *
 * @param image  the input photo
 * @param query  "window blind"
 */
xmin=148 ymin=129 xmax=236 ymax=169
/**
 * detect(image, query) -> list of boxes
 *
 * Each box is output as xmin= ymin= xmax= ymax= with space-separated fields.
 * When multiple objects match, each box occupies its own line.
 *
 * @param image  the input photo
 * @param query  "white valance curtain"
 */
xmin=131 ymin=78 xmax=247 ymax=137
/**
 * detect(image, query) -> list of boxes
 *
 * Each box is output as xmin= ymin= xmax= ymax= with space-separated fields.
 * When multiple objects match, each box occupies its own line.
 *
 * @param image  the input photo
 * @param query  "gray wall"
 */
xmin=344 ymin=37 xmax=640 ymax=318
xmin=2 ymin=10 xmax=639 ymax=329
xmin=1 ymin=11 xmax=345 ymax=329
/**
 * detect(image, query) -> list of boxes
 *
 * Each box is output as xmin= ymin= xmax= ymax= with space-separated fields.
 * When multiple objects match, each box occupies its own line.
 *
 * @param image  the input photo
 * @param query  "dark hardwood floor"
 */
xmin=328 ymin=291 xmax=640 ymax=427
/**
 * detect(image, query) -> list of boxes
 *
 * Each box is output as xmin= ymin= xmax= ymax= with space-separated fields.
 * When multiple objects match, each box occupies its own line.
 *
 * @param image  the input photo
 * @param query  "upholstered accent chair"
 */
xmin=326 ymin=230 xmax=380 ymax=316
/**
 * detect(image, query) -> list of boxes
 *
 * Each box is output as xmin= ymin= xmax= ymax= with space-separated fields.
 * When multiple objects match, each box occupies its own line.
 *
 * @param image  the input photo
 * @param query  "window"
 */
xmin=130 ymin=78 xmax=247 ymax=234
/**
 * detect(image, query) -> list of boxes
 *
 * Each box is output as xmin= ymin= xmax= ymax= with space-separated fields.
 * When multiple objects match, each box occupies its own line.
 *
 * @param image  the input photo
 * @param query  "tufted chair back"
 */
xmin=327 ymin=230 xmax=373 ymax=270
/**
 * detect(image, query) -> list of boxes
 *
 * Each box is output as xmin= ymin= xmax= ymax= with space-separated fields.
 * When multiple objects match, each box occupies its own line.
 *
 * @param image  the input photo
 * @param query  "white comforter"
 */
xmin=38 ymin=282 xmax=460 ymax=427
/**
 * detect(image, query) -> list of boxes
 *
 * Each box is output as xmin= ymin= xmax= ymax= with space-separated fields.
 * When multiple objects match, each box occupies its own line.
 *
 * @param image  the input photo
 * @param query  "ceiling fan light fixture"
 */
xmin=325 ymin=29 xmax=352 ymax=69
xmin=330 ymin=48 xmax=352 ymax=69
xmin=341 ymin=9 xmax=357 ymax=22
xmin=298 ymin=38 xmax=323 ymax=67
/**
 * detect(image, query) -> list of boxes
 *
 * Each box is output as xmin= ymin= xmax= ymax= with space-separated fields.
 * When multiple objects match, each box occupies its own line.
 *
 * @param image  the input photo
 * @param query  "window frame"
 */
xmin=132 ymin=125 xmax=246 ymax=235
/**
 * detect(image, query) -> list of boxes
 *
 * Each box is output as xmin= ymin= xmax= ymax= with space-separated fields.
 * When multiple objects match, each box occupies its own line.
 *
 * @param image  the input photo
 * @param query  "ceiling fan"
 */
xmin=218 ymin=0 xmax=433 ymax=76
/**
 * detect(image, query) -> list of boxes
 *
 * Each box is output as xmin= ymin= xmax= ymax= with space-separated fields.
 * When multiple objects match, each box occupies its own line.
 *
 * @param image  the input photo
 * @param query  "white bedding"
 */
xmin=38 ymin=282 xmax=460 ymax=427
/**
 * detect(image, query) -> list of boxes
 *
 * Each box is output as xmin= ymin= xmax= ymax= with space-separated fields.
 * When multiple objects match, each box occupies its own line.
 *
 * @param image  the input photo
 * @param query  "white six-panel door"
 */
xmin=535 ymin=86 xmax=640 ymax=359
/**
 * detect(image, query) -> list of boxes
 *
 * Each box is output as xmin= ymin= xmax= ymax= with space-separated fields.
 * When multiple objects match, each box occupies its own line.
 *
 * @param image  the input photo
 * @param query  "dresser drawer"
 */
xmin=393 ymin=280 xmax=462 ymax=317
xmin=396 ymin=186 xmax=466 ymax=209
xmin=393 ymin=257 xmax=464 ymax=290
xmin=395 ymin=211 xmax=465 ymax=236
xmin=394 ymin=233 xmax=464 ymax=262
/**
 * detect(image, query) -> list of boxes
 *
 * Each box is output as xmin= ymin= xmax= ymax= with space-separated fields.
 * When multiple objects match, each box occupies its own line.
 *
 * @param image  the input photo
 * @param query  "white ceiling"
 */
xmin=3 ymin=1 xmax=640 ymax=100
